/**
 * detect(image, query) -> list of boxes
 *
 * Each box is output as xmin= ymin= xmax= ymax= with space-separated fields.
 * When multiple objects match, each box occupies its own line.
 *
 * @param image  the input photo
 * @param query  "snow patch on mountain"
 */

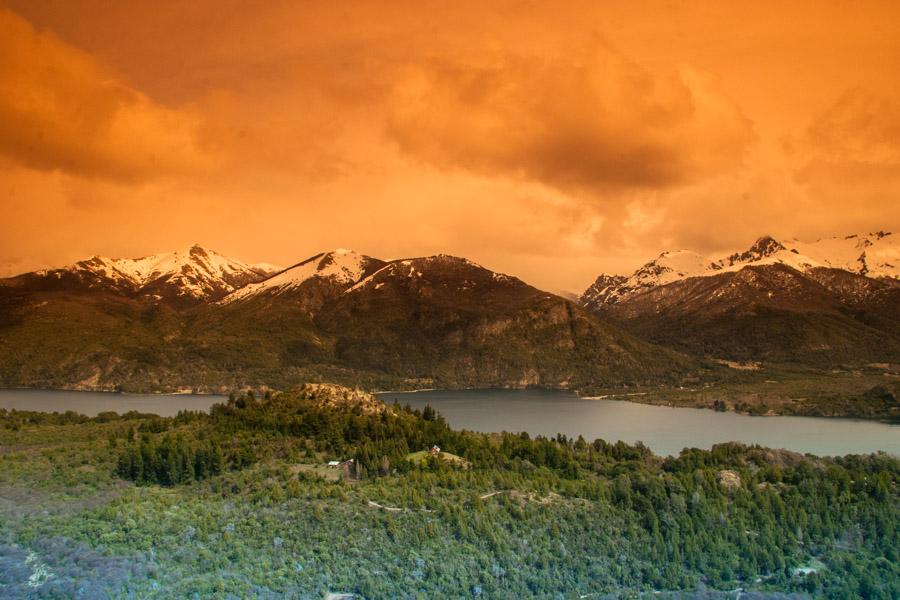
xmin=788 ymin=232 xmax=898 ymax=278
xmin=344 ymin=263 xmax=398 ymax=294
xmin=63 ymin=245 xmax=279 ymax=299
xmin=250 ymin=262 xmax=284 ymax=274
xmin=344 ymin=254 xmax=516 ymax=294
xmin=582 ymin=232 xmax=899 ymax=308
xmin=582 ymin=250 xmax=709 ymax=307
xmin=223 ymin=249 xmax=373 ymax=303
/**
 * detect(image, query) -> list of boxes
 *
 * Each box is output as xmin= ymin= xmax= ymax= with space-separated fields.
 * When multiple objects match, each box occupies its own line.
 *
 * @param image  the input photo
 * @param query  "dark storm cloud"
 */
xmin=0 ymin=9 xmax=210 ymax=182
xmin=386 ymin=42 xmax=756 ymax=192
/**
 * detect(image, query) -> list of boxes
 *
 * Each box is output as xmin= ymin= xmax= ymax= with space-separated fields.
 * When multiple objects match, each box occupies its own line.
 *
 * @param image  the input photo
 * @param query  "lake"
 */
xmin=1 ymin=388 xmax=897 ymax=457
xmin=0 ymin=389 xmax=224 ymax=418
xmin=378 ymin=388 xmax=900 ymax=457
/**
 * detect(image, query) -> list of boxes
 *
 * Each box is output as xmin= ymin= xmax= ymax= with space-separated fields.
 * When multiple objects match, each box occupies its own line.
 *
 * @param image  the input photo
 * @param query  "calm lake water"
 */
xmin=0 ymin=389 xmax=224 ymax=418
xmin=378 ymin=388 xmax=900 ymax=457
xmin=1 ymin=388 xmax=897 ymax=457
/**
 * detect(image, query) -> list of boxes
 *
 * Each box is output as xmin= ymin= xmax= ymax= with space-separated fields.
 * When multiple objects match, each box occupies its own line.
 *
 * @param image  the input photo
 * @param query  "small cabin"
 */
xmin=430 ymin=445 xmax=441 ymax=455
xmin=327 ymin=460 xmax=341 ymax=468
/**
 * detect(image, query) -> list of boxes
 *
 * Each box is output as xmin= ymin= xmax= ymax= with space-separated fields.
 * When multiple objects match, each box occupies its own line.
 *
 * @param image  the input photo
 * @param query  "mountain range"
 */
xmin=0 ymin=246 xmax=695 ymax=393
xmin=20 ymin=245 xmax=281 ymax=304
xmin=1 ymin=234 xmax=898 ymax=406
xmin=580 ymin=232 xmax=900 ymax=366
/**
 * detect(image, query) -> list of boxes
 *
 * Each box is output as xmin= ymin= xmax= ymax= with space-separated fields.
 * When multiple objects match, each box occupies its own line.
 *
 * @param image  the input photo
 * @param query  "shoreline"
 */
xmin=0 ymin=386 xmax=228 ymax=397
xmin=1 ymin=386 xmax=896 ymax=456
xmin=3 ymin=384 xmax=898 ymax=424
xmin=377 ymin=386 xmax=900 ymax=424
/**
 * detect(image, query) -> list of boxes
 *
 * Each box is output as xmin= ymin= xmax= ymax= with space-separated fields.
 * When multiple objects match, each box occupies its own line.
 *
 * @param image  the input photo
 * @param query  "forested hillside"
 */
xmin=0 ymin=253 xmax=701 ymax=394
xmin=1 ymin=384 xmax=896 ymax=598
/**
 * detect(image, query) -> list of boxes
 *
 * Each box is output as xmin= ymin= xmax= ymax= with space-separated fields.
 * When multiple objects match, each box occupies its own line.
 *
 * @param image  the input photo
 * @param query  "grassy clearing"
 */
xmin=406 ymin=449 xmax=469 ymax=468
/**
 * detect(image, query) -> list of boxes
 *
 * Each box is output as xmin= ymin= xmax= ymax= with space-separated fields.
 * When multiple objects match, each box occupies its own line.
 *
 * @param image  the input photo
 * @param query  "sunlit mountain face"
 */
xmin=0 ymin=245 xmax=698 ymax=393
xmin=0 ymin=3 xmax=898 ymax=599
xmin=581 ymin=232 xmax=900 ymax=308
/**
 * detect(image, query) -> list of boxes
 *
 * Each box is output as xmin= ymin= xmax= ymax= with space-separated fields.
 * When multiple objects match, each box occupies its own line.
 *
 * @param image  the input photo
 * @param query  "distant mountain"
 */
xmin=8 ymin=245 xmax=280 ymax=303
xmin=581 ymin=232 xmax=899 ymax=310
xmin=0 ymin=248 xmax=699 ymax=393
xmin=580 ymin=233 xmax=900 ymax=365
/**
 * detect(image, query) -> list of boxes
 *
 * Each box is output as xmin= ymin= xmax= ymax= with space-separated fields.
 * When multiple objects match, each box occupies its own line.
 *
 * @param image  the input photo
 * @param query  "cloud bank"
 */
xmin=387 ymin=42 xmax=755 ymax=193
xmin=799 ymin=88 xmax=900 ymax=189
xmin=1 ymin=1 xmax=899 ymax=292
xmin=0 ymin=9 xmax=210 ymax=182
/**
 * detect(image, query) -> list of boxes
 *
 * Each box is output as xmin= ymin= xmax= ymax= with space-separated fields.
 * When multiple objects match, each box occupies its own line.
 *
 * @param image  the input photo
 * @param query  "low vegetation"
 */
xmin=0 ymin=384 xmax=897 ymax=598
xmin=585 ymin=366 xmax=900 ymax=422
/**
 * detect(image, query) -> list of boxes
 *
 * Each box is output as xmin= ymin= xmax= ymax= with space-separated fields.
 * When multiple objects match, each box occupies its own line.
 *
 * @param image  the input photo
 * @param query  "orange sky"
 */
xmin=1 ymin=0 xmax=899 ymax=292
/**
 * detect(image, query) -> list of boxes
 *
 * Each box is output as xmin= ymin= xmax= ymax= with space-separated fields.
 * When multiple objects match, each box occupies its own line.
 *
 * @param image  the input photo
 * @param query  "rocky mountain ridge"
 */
xmin=581 ymin=232 xmax=899 ymax=310
xmin=14 ymin=245 xmax=281 ymax=303
xmin=0 ymin=245 xmax=698 ymax=393
xmin=579 ymin=233 xmax=900 ymax=366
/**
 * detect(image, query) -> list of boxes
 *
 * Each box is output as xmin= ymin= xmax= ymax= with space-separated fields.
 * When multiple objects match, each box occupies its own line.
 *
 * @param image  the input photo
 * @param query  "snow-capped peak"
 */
xmin=786 ymin=231 xmax=898 ymax=278
xmin=222 ymin=249 xmax=382 ymax=303
xmin=344 ymin=254 xmax=519 ymax=294
xmin=712 ymin=236 xmax=786 ymax=269
xmin=580 ymin=250 xmax=707 ymax=307
xmin=62 ymin=245 xmax=279 ymax=300
xmin=581 ymin=232 xmax=899 ymax=308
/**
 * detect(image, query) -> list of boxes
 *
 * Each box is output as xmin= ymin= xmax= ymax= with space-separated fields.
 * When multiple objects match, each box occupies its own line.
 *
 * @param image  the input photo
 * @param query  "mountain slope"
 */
xmin=221 ymin=249 xmax=386 ymax=313
xmin=0 ymin=250 xmax=701 ymax=392
xmin=581 ymin=252 xmax=705 ymax=307
xmin=582 ymin=232 xmax=899 ymax=310
xmin=8 ymin=245 xmax=280 ymax=303
xmin=603 ymin=263 xmax=900 ymax=364
xmin=309 ymin=255 xmax=695 ymax=388
xmin=581 ymin=234 xmax=900 ymax=366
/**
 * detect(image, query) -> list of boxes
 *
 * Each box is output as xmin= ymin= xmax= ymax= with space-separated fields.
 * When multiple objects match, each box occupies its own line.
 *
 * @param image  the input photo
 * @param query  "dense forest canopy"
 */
xmin=0 ymin=383 xmax=897 ymax=598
